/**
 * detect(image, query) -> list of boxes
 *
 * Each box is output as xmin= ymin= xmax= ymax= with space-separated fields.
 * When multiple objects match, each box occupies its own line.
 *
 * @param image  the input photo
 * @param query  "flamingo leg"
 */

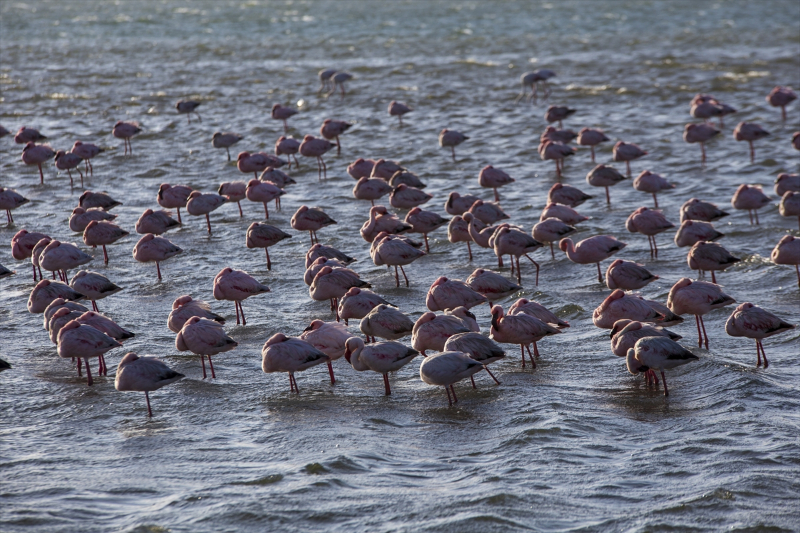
xmin=596 ymin=262 xmax=603 ymax=283
xmin=520 ymin=344 xmax=526 ymax=368
xmin=264 ymin=202 xmax=269 ymax=219
xmin=293 ymin=154 xmax=299 ymax=167
xmin=748 ymin=140 xmax=754 ymax=163
xmin=470 ymin=375 xmax=476 ymax=389
xmin=327 ymin=361 xmax=336 ymax=385
xmin=383 ymin=373 xmax=391 ymax=395
xmin=754 ymin=209 xmax=760 ymax=225
xmin=237 ymin=201 xmax=243 ymax=217
xmin=711 ymin=270 xmax=717 ymax=284
xmin=590 ymin=145 xmax=596 ymax=163
xmin=32 ymin=263 xmax=37 ymax=281
xmin=200 ymin=354 xmax=207 ymax=379
xmin=653 ymin=192 xmax=658 ymax=209
xmin=781 ymin=106 xmax=787 ymax=122
xmin=661 ymin=370 xmax=669 ymax=396
xmin=450 ymin=384 xmax=458 ymax=404
xmin=176 ymin=207 xmax=182 ymax=224
xmin=265 ymin=248 xmax=271 ymax=270
xmin=525 ymin=254 xmax=540 ymax=286
xmin=77 ymin=357 xmax=82 ymax=376
xmin=85 ymin=358 xmax=93 ymax=386
xmin=322 ymin=157 xmax=327 ymax=180
xmin=494 ymin=188 xmax=499 ymax=202
xmin=226 ymin=147 xmax=231 ymax=161
xmin=515 ymin=256 xmax=521 ymax=284
xmin=144 ymin=391 xmax=153 ymax=417
xmin=103 ymin=245 xmax=109 ymax=265
xmin=467 ymin=240 xmax=473 ymax=261
xmin=239 ymin=301 xmax=247 ymax=326
xmin=234 ymin=300 xmax=240 ymax=325
xmin=156 ymin=261 xmax=162 ymax=280
xmin=423 ymin=233 xmax=429 ymax=253
xmin=534 ymin=342 xmax=540 ymax=358
xmin=525 ymin=344 xmax=536 ymax=368
xmin=79 ymin=168 xmax=84 ymax=187
xmin=755 ymin=339 xmax=762 ymax=366
xmin=92 ymin=300 xmax=99 ymax=312
xmin=399 ymin=265 xmax=409 ymax=287
xmin=605 ymin=186 xmax=610 ymax=205
xmin=700 ymin=143 xmax=706 ymax=165
xmin=208 ymin=356 xmax=216 ymax=379
xmin=289 ymin=373 xmax=295 ymax=392
xmin=394 ymin=265 xmax=400 ymax=287
xmin=67 ymin=169 xmax=73 ymax=186
xmin=549 ymin=242 xmax=555 ymax=260
xmin=445 ymin=385 xmax=452 ymax=406
xmin=101 ymin=354 xmax=108 ymax=376
xmin=484 ymin=365 xmax=501 ymax=385
xmin=205 ymin=213 xmax=212 ymax=234
xmin=700 ymin=315 xmax=709 ymax=349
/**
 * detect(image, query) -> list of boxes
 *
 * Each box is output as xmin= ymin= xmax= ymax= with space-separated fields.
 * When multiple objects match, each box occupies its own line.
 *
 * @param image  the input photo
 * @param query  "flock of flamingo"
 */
xmin=1 ymin=68 xmax=798 ymax=417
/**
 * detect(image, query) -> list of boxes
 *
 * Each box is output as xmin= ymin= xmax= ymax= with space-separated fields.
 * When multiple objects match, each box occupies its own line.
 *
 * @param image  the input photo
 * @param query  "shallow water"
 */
xmin=1 ymin=1 xmax=799 ymax=531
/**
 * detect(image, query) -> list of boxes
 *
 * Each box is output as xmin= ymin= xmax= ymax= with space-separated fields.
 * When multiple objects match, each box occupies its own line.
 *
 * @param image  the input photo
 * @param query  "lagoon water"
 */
xmin=1 ymin=1 xmax=799 ymax=531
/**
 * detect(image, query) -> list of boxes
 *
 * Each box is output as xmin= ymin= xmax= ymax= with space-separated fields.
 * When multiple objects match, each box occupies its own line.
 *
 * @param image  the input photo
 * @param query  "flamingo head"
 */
xmin=558 ymin=238 xmax=572 ymax=252
xmin=265 ymin=333 xmax=288 ymax=347
xmin=610 ymin=319 xmax=635 ymax=338
xmin=344 ymin=287 xmax=361 ymax=297
xmin=188 ymin=191 xmax=201 ymax=199
xmin=173 ymin=295 xmax=193 ymax=309
xmin=344 ymin=336 xmax=365 ymax=363
xmin=304 ymin=319 xmax=324 ymax=332
xmin=490 ymin=305 xmax=504 ymax=329
xmin=118 ymin=352 xmax=139 ymax=367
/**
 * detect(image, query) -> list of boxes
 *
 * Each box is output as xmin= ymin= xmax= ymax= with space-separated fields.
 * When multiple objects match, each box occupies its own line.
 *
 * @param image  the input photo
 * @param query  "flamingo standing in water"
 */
xmin=411 ymin=312 xmax=471 ymax=355
xmin=780 ymin=191 xmax=800 ymax=230
xmin=344 ymin=337 xmax=419 ymax=396
xmin=271 ymin=104 xmax=298 ymax=132
xmin=667 ymin=278 xmax=735 ymax=349
xmin=218 ymin=181 xmax=247 ymax=218
xmin=71 ymin=141 xmax=103 ymax=176
xmin=115 ymin=353 xmax=184 ymax=417
xmin=246 ymin=222 xmax=292 ymax=270
xmin=157 ymin=184 xmax=192 ymax=224
xmin=310 ymin=265 xmax=370 ymax=320
xmin=674 ymin=220 xmax=724 ymax=248
xmin=186 ymin=191 xmax=227 ymax=235
xmin=291 ymin=205 xmax=337 ymax=245
xmin=246 ymin=180 xmax=285 ymax=219
xmin=533 ymin=218 xmax=577 ymax=259
xmin=766 ymin=86 xmax=797 ymax=121
xmin=275 ymin=136 xmax=300 ymax=168
xmin=544 ymin=105 xmax=575 ymax=128
xmin=478 ymin=165 xmax=515 ymax=202
xmin=605 ymin=259 xmax=658 ymax=291
xmin=299 ymin=135 xmax=336 ymax=180
xmin=627 ymin=337 xmax=698 ymax=397
xmin=54 ymin=151 xmax=84 ymax=186
xmin=731 ymin=184 xmax=770 ymax=225
xmin=439 ymin=129 xmax=469 ymax=162
xmin=300 ymin=320 xmax=351 ymax=384
xmin=112 ymin=121 xmax=141 ymax=155
xmin=211 ymin=132 xmax=243 ymax=160
xmin=353 ymin=177 xmax=392 ymax=206
xmin=57 ymin=320 xmax=122 ymax=386
xmin=132 ymin=234 xmax=182 ymax=281
xmin=360 ymin=304 xmax=414 ymax=342
xmin=444 ymin=332 xmax=505 ymax=386
xmin=771 ymin=235 xmax=800 ymax=288
xmin=329 ymin=71 xmax=353 ymax=98
xmin=337 ymin=287 xmax=393 ymax=326
xmin=625 ymin=207 xmax=675 ymax=257
xmin=516 ymin=69 xmax=556 ymax=103
xmin=539 ymin=140 xmax=575 ymax=177
xmin=262 ymin=333 xmax=329 ymax=393
xmin=388 ymin=101 xmax=412 ymax=125
xmin=176 ymin=317 xmax=238 ymax=379
xmin=69 ymin=270 xmax=122 ymax=312
xmin=586 ymin=164 xmax=626 ymax=204
xmin=733 ymin=122 xmax=770 ymax=163
xmin=444 ymin=191 xmax=481 ymax=215
xmin=592 ymin=290 xmax=664 ymax=330
xmin=725 ymin=302 xmax=795 ymax=368
xmin=632 ymin=171 xmax=675 ymax=209
xmin=687 ymin=241 xmax=740 ymax=283
xmin=168 ymin=295 xmax=225 ymax=333
xmin=0 ymin=187 xmax=29 ymax=224
xmin=548 ymin=183 xmax=592 ymax=207
xmin=576 ymin=128 xmax=609 ymax=163
xmin=21 ymin=142 xmax=55 ymax=184
xmin=490 ymin=304 xmax=561 ymax=368
xmin=419 ymin=351 xmax=484 ymax=406
xmin=213 ymin=267 xmax=270 ymax=326
xmin=372 ymin=233 xmax=426 ymax=287
xmin=683 ymin=123 xmax=720 ymax=165
xmin=466 ymin=268 xmax=522 ymax=301
xmin=176 ymin=100 xmax=202 ymax=123
xmin=610 ymin=319 xmax=682 ymax=358
xmin=12 ymin=229 xmax=49 ymax=280
xmin=39 ymin=240 xmax=92 ymax=282
xmin=447 ymin=216 xmax=475 ymax=261
xmin=135 ymin=209 xmax=179 ymax=235
xmin=612 ymin=142 xmax=647 ymax=175
xmin=680 ymin=198 xmax=729 ymax=223
xmin=83 ymin=220 xmax=128 ymax=264
xmin=559 ymin=236 xmax=627 ymax=283
xmin=360 ymin=205 xmax=412 ymax=242
xmin=14 ymin=126 xmax=47 ymax=144
xmin=320 ymin=119 xmax=351 ymax=156
xmin=404 ymin=207 xmax=449 ymax=252
xmin=27 ymin=279 xmax=84 ymax=314
xmin=491 ymin=225 xmax=543 ymax=285
xmin=426 ymin=276 xmax=487 ymax=311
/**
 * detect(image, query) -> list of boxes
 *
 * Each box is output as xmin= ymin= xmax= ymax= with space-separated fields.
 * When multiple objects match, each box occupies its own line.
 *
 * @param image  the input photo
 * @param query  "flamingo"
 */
xmin=725 ymin=303 xmax=795 ymax=368
xmin=39 ymin=240 xmax=92 ymax=282
xmin=262 ymin=333 xmax=329 ymax=392
xmin=390 ymin=184 xmax=432 ymax=210
xmin=344 ymin=337 xmax=419 ymax=396
xmin=447 ymin=216 xmax=475 ymax=261
xmin=674 ymin=220 xmax=724 ymax=248
xmin=426 ymin=277 xmax=487 ymax=311
xmin=27 ymin=279 xmax=84 ymax=314
xmin=478 ymin=165 xmax=515 ymax=202
xmin=467 ymin=200 xmax=509 ymax=225
xmin=176 ymin=317 xmax=238 ymax=379
xmin=57 ymin=320 xmax=122 ymax=386
xmin=21 ymin=142 xmax=55 ymax=184
xmin=71 ymin=141 xmax=103 ymax=176
xmin=48 ymin=307 xmax=85 ymax=344
xmin=766 ymin=86 xmax=797 ymax=121
xmin=275 ymin=136 xmax=300 ymax=168
xmin=509 ymin=298 xmax=569 ymax=329
xmin=346 ymin=158 xmax=375 ymax=179
xmin=683 ymin=123 xmax=720 ymax=164
xmin=404 ymin=207 xmax=449 ymax=252
xmin=731 ymin=184 xmax=770 ymax=225
xmin=687 ymin=241 xmax=740 ymax=283
xmin=271 ymin=104 xmax=298 ymax=132
xmin=186 ymin=191 xmax=227 ymax=234
xmin=388 ymin=101 xmax=412 ymax=125
xmin=539 ymin=203 xmax=588 ymax=226
xmin=246 ymin=179 xmax=285 ymax=219
xmin=168 ymin=295 xmax=225 ymax=333
xmin=625 ymin=207 xmax=675 ymax=257
xmin=260 ymin=167 xmax=295 ymax=188
xmin=592 ymin=290 xmax=664 ymax=329
xmin=771 ymin=235 xmax=800 ymax=288
xmin=83 ymin=220 xmax=128 ymax=264
xmin=79 ymin=191 xmax=121 ymax=211
xmin=610 ymin=320 xmax=682 ymax=358
xmin=612 ymin=142 xmax=647 ymax=175
xmin=544 ymin=105 xmax=575 ymax=128
xmin=605 ymin=259 xmax=658 ymax=291
xmin=69 ymin=270 xmax=122 ymax=312
xmin=338 ymin=287 xmax=393 ymax=326
xmin=490 ymin=304 xmax=561 ymax=368
xmin=667 ymin=278 xmax=735 ymax=349
xmin=627 ymin=337 xmax=698 ymax=396
xmin=237 ymin=151 xmax=270 ymax=179
xmin=412 ymin=312 xmax=471 ymax=355
xmin=218 ymin=181 xmax=247 ymax=217
xmin=780 ymin=191 xmax=800 ymax=230
xmin=775 ymin=173 xmax=800 ymax=196
xmin=43 ymin=298 xmax=88 ymax=331
xmin=360 ymin=206 xmax=412 ymax=242
xmin=576 ymin=128 xmax=609 ymax=162
xmin=491 ymin=225 xmax=543 ymax=285
xmin=516 ymin=69 xmax=556 ymax=103
xmin=548 ymin=183 xmax=592 ymax=207
xmin=632 ymin=171 xmax=675 ymax=209
xmin=439 ymin=129 xmax=469 ymax=162
xmin=0 ymin=187 xmax=29 ymax=224
xmin=54 ymin=151 xmax=85 ymax=186
xmin=115 ymin=353 xmax=184 ymax=417
xmin=540 ymin=126 xmax=577 ymax=144
xmin=305 ymin=243 xmax=356 ymax=268
xmin=444 ymin=192 xmax=481 ymax=215
xmin=419 ymin=351 xmax=484 ymax=406
xmin=310 ymin=265 xmax=370 ymax=321
xmin=586 ymin=164 xmax=626 ymax=204
xmin=372 ymin=233 xmax=426 ymax=287
xmin=246 ymin=222 xmax=292 ymax=270
xmin=76 ymin=311 xmax=134 ymax=344
xmin=680 ymin=198 xmax=729 ymax=223
xmin=533 ymin=218 xmax=577 ymax=260
xmin=733 ymin=122 xmax=770 ymax=163
xmin=132 ymin=234 xmax=182 ymax=281
xmin=328 ymin=71 xmax=353 ymax=98
xmin=360 ymin=304 xmax=414 ymax=342
xmin=291 ymin=205 xmax=337 ymax=245
xmin=135 ymin=209 xmax=180 ymax=235
xmin=112 ymin=121 xmax=141 ymax=155
xmin=353 ymin=177 xmax=392 ymax=206
xmin=211 ymin=132 xmax=243 ymax=160
xmin=175 ymin=100 xmax=202 ymax=123
xmin=444 ymin=332 xmax=505 ymax=386
xmin=466 ymin=268 xmax=522 ymax=300
xmin=12 ymin=229 xmax=49 ymax=280
xmin=157 ymin=184 xmax=192 ymax=224
xmin=14 ymin=126 xmax=47 ymax=144
xmin=320 ymin=119 xmax=351 ymax=156
xmin=299 ymin=135 xmax=335 ymax=180
xmin=559 ymin=236 xmax=627 ymax=283
xmin=213 ymin=267 xmax=270 ymax=326
xmin=300 ymin=320 xmax=351 ymax=384
xmin=30 ymin=237 xmax=52 ymax=282
xmin=318 ymin=68 xmax=336 ymax=93
xmin=445 ymin=307 xmax=480 ymax=332
xmin=539 ymin=140 xmax=575 ymax=176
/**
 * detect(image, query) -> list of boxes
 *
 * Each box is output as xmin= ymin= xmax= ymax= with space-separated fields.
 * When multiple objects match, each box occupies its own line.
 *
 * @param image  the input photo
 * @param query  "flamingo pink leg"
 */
xmin=383 ymin=373 xmax=391 ymax=395
xmin=470 ymin=375 xmax=477 ymax=389
xmin=102 ymin=245 xmax=109 ymax=265
xmin=327 ymin=361 xmax=336 ymax=384
xmin=265 ymin=248 xmax=272 ymax=270
xmin=84 ymin=358 xmax=93 ymax=386
xmin=450 ymin=384 xmax=458 ymax=404
xmin=208 ymin=356 xmax=216 ymax=379
xmin=200 ymin=354 xmax=207 ymax=379
xmin=205 ymin=213 xmax=212 ymax=234
xmin=520 ymin=344 xmax=526 ymax=368
xmin=467 ymin=241 xmax=472 ymax=261
xmin=661 ymin=370 xmax=669 ymax=396
xmin=525 ymin=344 xmax=536 ymax=368
xmin=156 ymin=261 xmax=162 ymax=281
xmin=445 ymin=385 xmax=453 ymax=405
xmin=399 ymin=265 xmax=409 ymax=287
xmin=700 ymin=316 xmax=709 ymax=349
xmin=145 ymin=391 xmax=153 ymax=417
xmin=484 ymin=365 xmax=501 ymax=384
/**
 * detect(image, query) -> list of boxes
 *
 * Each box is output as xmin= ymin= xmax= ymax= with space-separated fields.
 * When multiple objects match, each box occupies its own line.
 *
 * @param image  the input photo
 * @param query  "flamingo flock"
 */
xmin=1 ymin=67 xmax=798 ymax=418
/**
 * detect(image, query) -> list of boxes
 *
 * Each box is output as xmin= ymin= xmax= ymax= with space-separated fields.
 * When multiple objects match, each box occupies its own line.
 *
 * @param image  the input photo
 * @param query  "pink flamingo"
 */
xmin=320 ymin=119 xmax=351 ymax=156
xmin=674 ymin=220 xmax=724 ymax=248
xmin=404 ymin=207 xmax=449 ymax=252
xmin=479 ymin=165 xmax=515 ymax=201
xmin=725 ymin=303 xmax=795 ymax=368
xmin=375 ymin=160 xmax=410 ymax=180
xmin=300 ymin=320 xmax=351 ymax=384
xmin=360 ymin=205 xmax=411 ymax=242
xmin=21 ymin=142 xmax=55 ymax=184
xmin=687 ymin=241 xmax=740 ymax=283
xmin=412 ymin=312 xmax=471 ymax=355
xmin=544 ymin=105 xmax=575 ymax=128
xmin=76 ymin=311 xmax=134 ymax=345
xmin=246 ymin=179 xmax=284 ymax=219
xmin=360 ymin=304 xmax=414 ymax=342
xmin=28 ymin=279 xmax=83 ymax=314
xmin=372 ymin=233 xmax=426 ymax=287
xmin=271 ymin=104 xmax=298 ymax=132
xmin=592 ymin=290 xmax=664 ymax=329
xmin=509 ymin=298 xmax=569 ymax=329
xmin=305 ymin=243 xmax=356 ymax=267
xmin=262 ymin=334 xmax=329 ymax=393
xmin=447 ymin=216 xmax=474 ymax=261
xmin=444 ymin=332 xmax=505 ymax=386
xmin=39 ymin=240 xmax=92 ymax=282
xmin=490 ymin=304 xmax=561 ymax=368
xmin=115 ymin=353 xmax=184 ymax=417
xmin=246 ymin=222 xmax=292 ymax=270
xmin=388 ymin=101 xmax=412 ymax=125
xmin=112 ymin=121 xmax=141 ymax=155
xmin=54 ymin=151 xmax=84 ymax=186
xmin=731 ymin=184 xmax=770 ymax=225
xmin=328 ymin=71 xmax=353 ymax=98
xmin=419 ymin=351 xmax=484 ymax=405
xmin=390 ymin=184 xmax=432 ymax=209
xmin=186 ymin=191 xmax=227 ymax=234
xmin=218 ymin=181 xmax=247 ymax=217
xmin=353 ymin=176 xmax=392 ymax=206
xmin=668 ymin=278 xmax=735 ymax=349
xmin=14 ymin=126 xmax=47 ymax=144
xmin=57 ymin=320 xmax=122 ymax=386
xmin=291 ymin=205 xmax=337 ymax=245
xmin=132 ymin=234 xmax=182 ymax=280
xmin=612 ymin=142 xmax=647 ymax=175
xmin=559 ymin=236 xmax=627 ymax=283
xmin=611 ymin=319 xmax=681 ymax=358
xmin=12 ymin=229 xmax=49 ymax=281
xmin=348 ymin=158 xmax=378 ymax=179
xmin=533 ymin=217 xmax=577 ymax=259
xmin=71 ymin=141 xmax=103 ymax=176
xmin=466 ymin=268 xmax=522 ymax=300
xmin=211 ymin=132 xmax=243 ymax=161
xmin=680 ymin=198 xmax=729 ymax=223
xmin=260 ymin=167 xmax=295 ymax=188
xmin=632 ymin=170 xmax=675 ymax=209
xmin=213 ymin=267 xmax=270 ymax=326
xmin=426 ymin=276 xmax=487 ymax=311
xmin=467 ymin=199 xmax=508 ymax=225
xmin=605 ymin=259 xmax=658 ymax=291
xmin=337 ymin=287 xmax=392 ymax=326
xmin=683 ymin=123 xmax=719 ymax=164
xmin=625 ymin=207 xmax=674 ymax=257
xmin=168 ymin=295 xmax=225 ymax=333
xmin=439 ymin=129 xmax=469 ymax=162
xmin=79 ymin=191 xmax=121 ymax=211
xmin=772 ymin=235 xmax=800 ymax=288
xmin=775 ymin=173 xmax=800 ymax=196
xmin=492 ymin=226 xmax=542 ymax=285
xmin=733 ymin=122 xmax=770 ymax=163
xmin=516 ymin=69 xmax=556 ymax=103
xmin=48 ymin=307 xmax=84 ymax=344
xmin=176 ymin=316 xmax=238 ymax=379
xmin=83 ymin=220 xmax=128 ymax=264
xmin=586 ymin=164 xmax=626 ymax=204
xmin=627 ymin=337 xmax=698 ymax=396
xmin=157 ymin=184 xmax=192 ymax=224
xmin=576 ymin=128 xmax=609 ymax=162
xmin=548 ymin=183 xmax=592 ymax=207
xmin=135 ymin=208 xmax=180 ymax=235
xmin=299 ymin=135 xmax=335 ymax=179
xmin=0 ymin=187 xmax=28 ymax=224
xmin=539 ymin=140 xmax=575 ymax=176
xmin=318 ymin=68 xmax=336 ymax=93
xmin=69 ymin=270 xmax=122 ymax=312
xmin=275 ymin=136 xmax=300 ymax=168
xmin=344 ymin=337 xmax=419 ymax=396
xmin=43 ymin=298 xmax=88 ymax=331
xmin=463 ymin=211 xmax=497 ymax=253
xmin=310 ymin=265 xmax=369 ymax=320
xmin=539 ymin=203 xmax=588 ymax=226
xmin=176 ymin=100 xmax=202 ymax=123
xmin=766 ymin=86 xmax=797 ymax=121
xmin=445 ymin=192 xmax=480 ymax=215
xmin=445 ymin=307 xmax=480 ymax=332
xmin=237 ymin=151 xmax=269 ymax=179
xmin=540 ymin=126 xmax=577 ymax=144
xmin=780 ymin=191 xmax=800 ymax=229
xmin=31 ymin=237 xmax=52 ymax=279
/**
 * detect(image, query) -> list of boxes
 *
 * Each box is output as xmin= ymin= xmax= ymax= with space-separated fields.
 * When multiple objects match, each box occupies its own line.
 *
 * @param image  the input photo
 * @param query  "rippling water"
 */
xmin=1 ymin=1 xmax=799 ymax=531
